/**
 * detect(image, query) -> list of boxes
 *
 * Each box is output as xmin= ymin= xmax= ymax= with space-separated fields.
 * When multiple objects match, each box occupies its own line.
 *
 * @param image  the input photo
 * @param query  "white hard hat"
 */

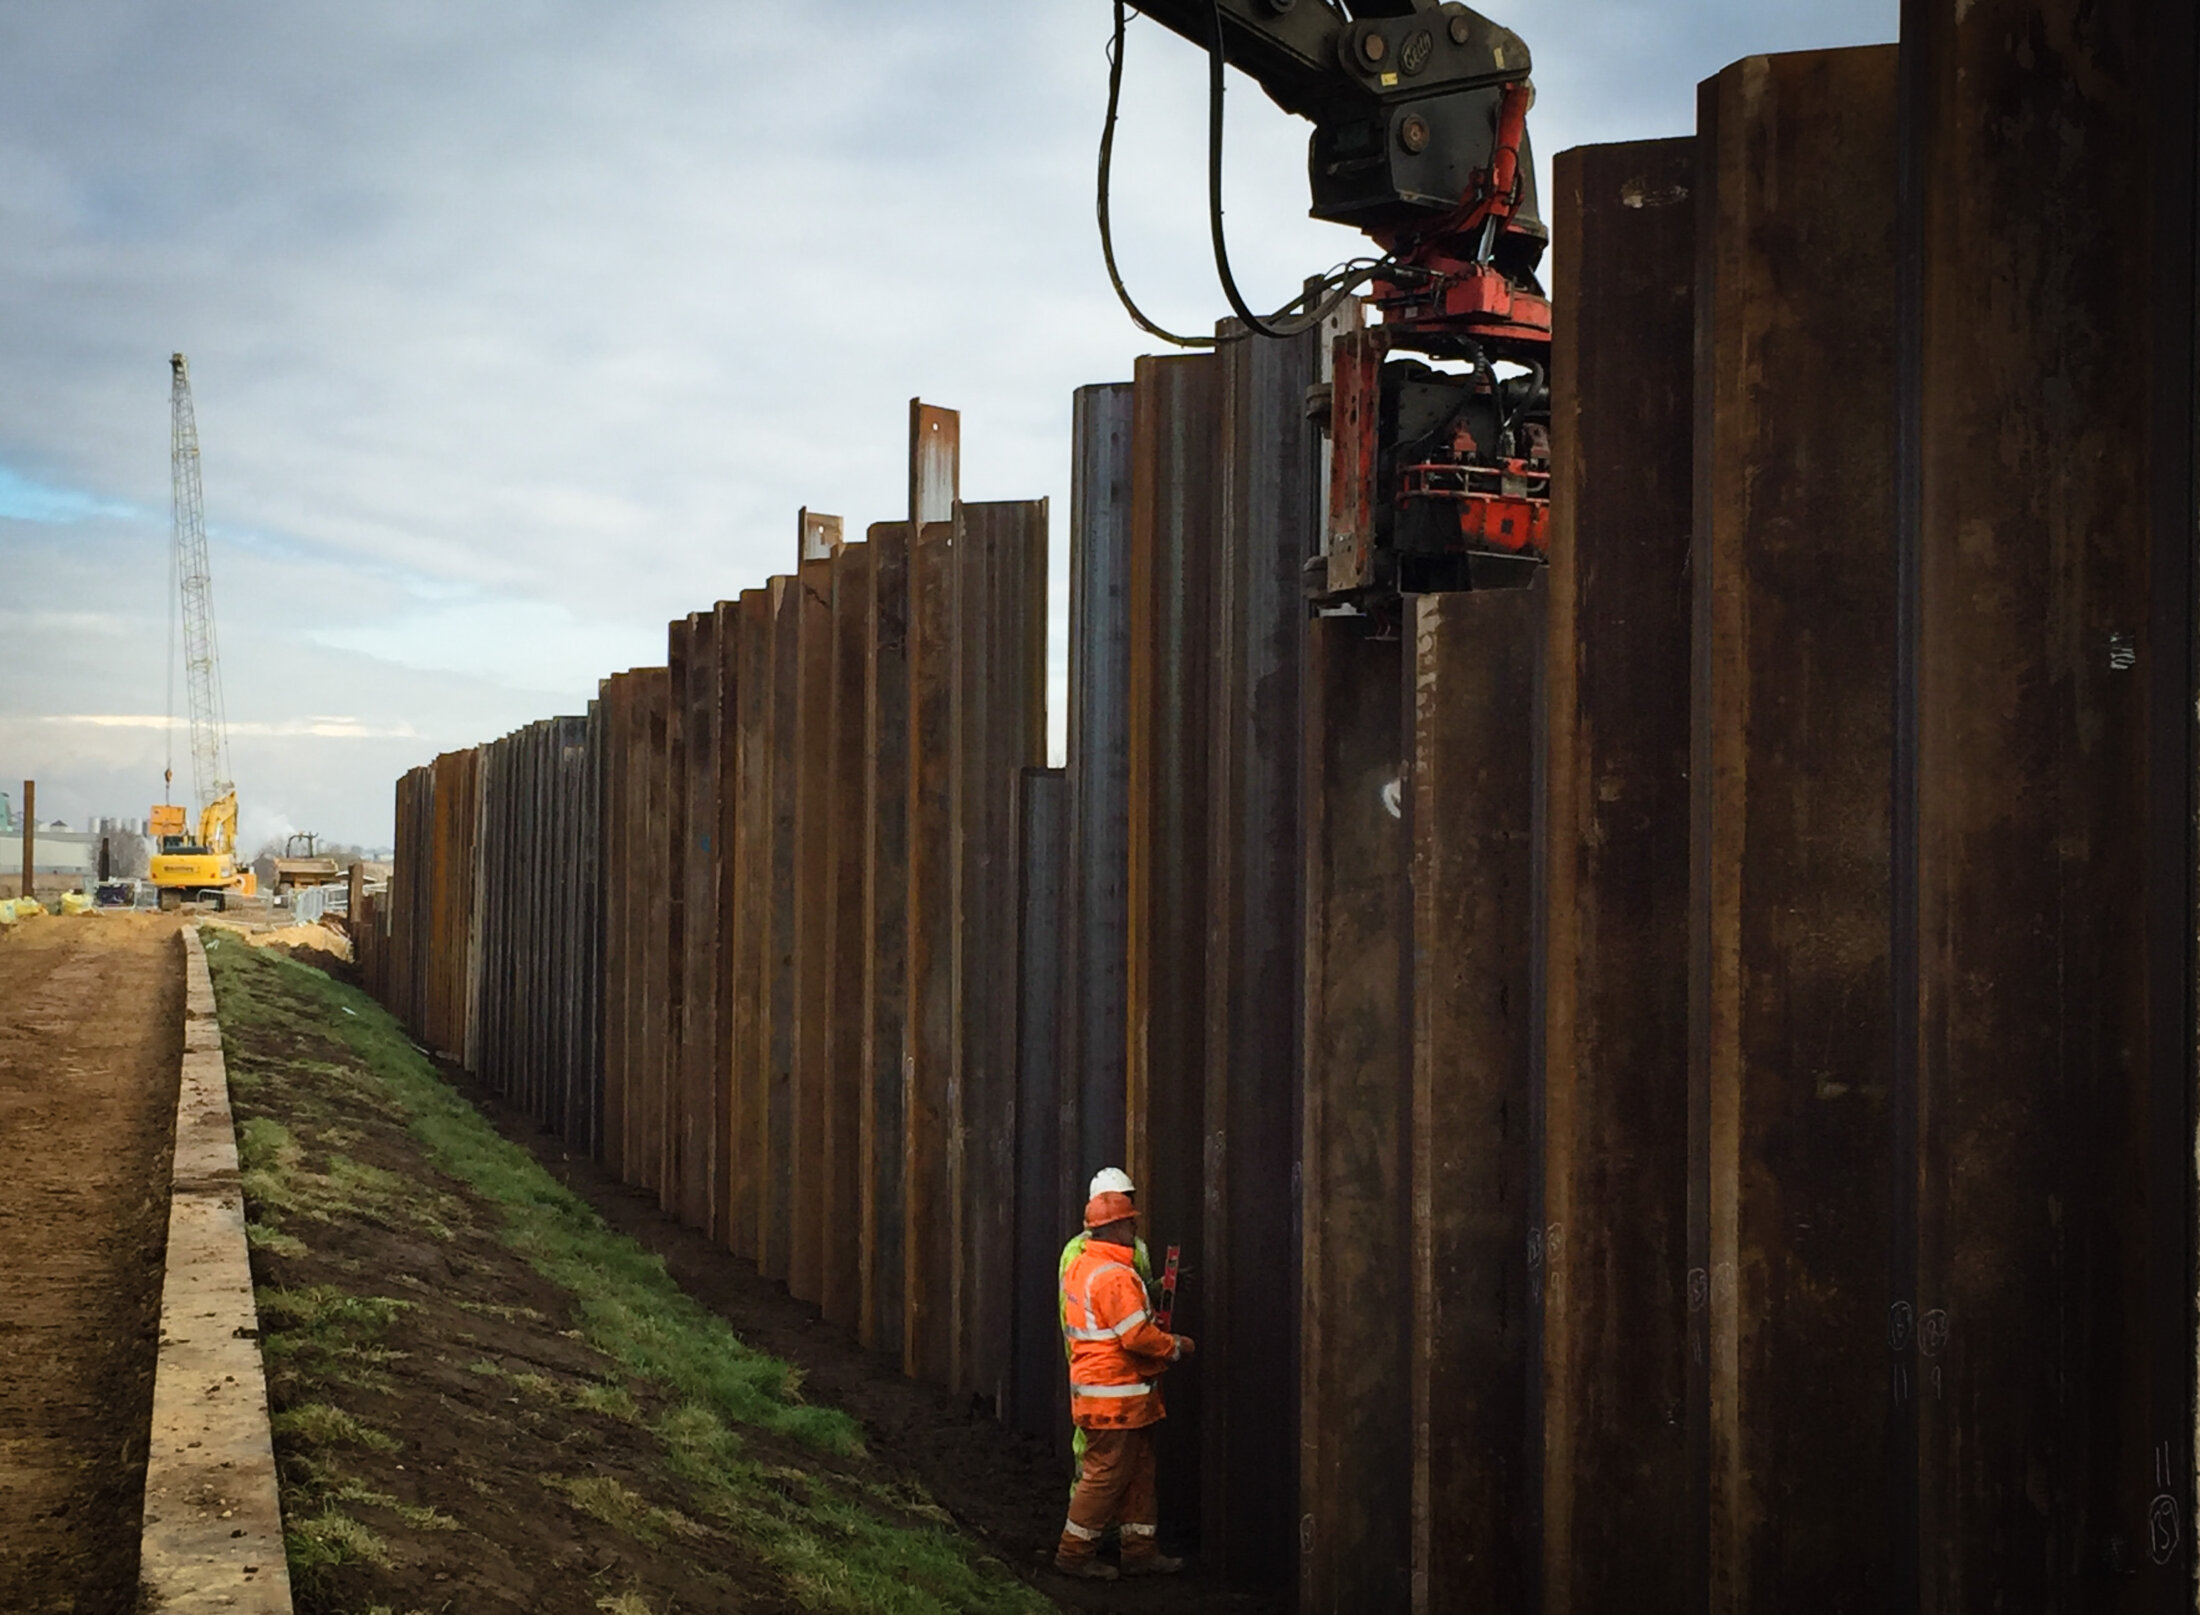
xmin=1089 ymin=1166 xmax=1136 ymax=1198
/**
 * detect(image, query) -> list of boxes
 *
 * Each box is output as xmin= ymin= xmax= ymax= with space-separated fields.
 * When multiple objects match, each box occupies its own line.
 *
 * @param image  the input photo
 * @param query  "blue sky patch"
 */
xmin=0 ymin=466 xmax=140 ymax=525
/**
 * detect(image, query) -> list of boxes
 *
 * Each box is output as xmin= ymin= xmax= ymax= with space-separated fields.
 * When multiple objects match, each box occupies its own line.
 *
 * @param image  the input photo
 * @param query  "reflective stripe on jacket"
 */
xmin=1061 ymin=1238 xmax=1183 ymax=1430
xmin=1057 ymin=1231 xmax=1151 ymax=1365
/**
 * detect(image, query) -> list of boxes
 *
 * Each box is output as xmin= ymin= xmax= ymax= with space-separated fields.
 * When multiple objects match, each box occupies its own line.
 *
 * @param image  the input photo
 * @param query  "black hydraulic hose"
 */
xmin=1097 ymin=1 xmax=1393 ymax=347
xmin=1201 ymin=2 xmax=1389 ymax=339
xmin=1202 ymin=0 xmax=1296 ymax=339
xmin=1099 ymin=0 xmax=1219 ymax=349
xmin=1505 ymin=360 xmax=1548 ymax=446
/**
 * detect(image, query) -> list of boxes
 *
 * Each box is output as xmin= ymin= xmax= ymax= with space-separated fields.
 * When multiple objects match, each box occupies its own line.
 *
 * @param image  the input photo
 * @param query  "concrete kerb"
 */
xmin=139 ymin=923 xmax=293 ymax=1612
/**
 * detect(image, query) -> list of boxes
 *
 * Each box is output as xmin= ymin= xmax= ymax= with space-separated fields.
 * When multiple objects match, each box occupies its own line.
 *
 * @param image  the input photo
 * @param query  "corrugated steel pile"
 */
xmin=360 ymin=5 xmax=2199 ymax=1608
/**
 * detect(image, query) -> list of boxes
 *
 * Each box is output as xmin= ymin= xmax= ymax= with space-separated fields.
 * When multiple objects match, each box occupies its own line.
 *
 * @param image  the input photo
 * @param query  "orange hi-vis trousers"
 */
xmin=1056 ymin=1427 xmax=1160 ymax=1563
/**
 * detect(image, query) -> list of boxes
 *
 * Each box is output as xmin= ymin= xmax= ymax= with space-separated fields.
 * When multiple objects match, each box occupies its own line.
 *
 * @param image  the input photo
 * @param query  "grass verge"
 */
xmin=206 ymin=930 xmax=1049 ymax=1615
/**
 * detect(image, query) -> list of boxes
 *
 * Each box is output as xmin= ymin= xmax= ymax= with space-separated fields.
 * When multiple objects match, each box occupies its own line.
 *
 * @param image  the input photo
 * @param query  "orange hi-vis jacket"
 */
xmin=1061 ymin=1237 xmax=1186 ymax=1430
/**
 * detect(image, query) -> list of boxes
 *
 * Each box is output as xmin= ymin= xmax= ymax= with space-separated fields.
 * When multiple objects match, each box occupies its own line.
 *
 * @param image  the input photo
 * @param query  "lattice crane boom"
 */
xmin=170 ymin=352 xmax=232 ymax=814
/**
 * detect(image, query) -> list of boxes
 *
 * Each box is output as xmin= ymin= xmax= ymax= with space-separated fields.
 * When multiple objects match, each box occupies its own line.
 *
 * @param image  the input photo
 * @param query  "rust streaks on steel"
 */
xmin=677 ymin=610 xmax=723 ymax=1237
xmin=599 ymin=675 xmax=631 ymax=1175
xmin=760 ymin=578 xmax=799 ymax=1284
xmin=1542 ymin=135 xmax=1696 ymax=1615
xmin=664 ymin=615 xmax=692 ymax=1218
xmin=728 ymin=590 xmax=774 ymax=1263
xmin=1407 ymin=589 xmax=1541 ymax=1614
xmin=1200 ymin=308 xmax=1338 ymax=1583
xmin=788 ymin=562 xmax=835 ymax=1305
xmin=950 ymin=498 xmax=1049 ymax=1410
xmin=1125 ymin=354 xmax=1220 ymax=1510
xmin=902 ymin=518 xmax=956 ymax=1386
xmin=861 ymin=523 xmax=912 ymax=1358
xmin=710 ymin=600 xmax=741 ymax=1249
xmin=1691 ymin=47 xmax=1901 ymax=1608
xmin=799 ymin=507 xmax=844 ymax=565
xmin=1298 ymin=614 xmax=1410 ymax=1614
xmin=1904 ymin=0 xmax=2198 ymax=1602
xmin=1009 ymin=764 xmax=1069 ymax=1440
xmin=425 ymin=747 xmax=481 ymax=1063
xmin=822 ymin=542 xmax=873 ymax=1328
xmin=1065 ymin=383 xmax=1135 ymax=1213
xmin=637 ymin=666 xmax=674 ymax=1204
xmin=909 ymin=400 xmax=959 ymax=528
xmin=901 ymin=401 xmax=960 ymax=1384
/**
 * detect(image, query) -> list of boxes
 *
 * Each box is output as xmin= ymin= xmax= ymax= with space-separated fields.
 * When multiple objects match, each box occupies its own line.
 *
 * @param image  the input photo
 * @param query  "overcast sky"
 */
xmin=0 ymin=0 xmax=1894 ymax=849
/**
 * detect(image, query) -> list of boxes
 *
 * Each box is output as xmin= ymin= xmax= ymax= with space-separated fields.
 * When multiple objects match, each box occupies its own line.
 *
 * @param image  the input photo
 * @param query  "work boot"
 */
xmin=1053 ymin=1553 xmax=1120 ymax=1581
xmin=1121 ymin=1550 xmax=1186 ymax=1577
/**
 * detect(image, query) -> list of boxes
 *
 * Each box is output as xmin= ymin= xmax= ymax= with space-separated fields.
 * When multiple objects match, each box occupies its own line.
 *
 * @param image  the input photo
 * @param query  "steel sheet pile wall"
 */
xmin=1285 ymin=14 xmax=2196 ymax=1614
xmin=361 ymin=749 xmax=481 ymax=1060
xmin=366 ymin=403 xmax=1069 ymax=1438
xmin=474 ymin=713 xmax=605 ymax=1155
xmin=358 ymin=6 xmax=2192 ymax=1603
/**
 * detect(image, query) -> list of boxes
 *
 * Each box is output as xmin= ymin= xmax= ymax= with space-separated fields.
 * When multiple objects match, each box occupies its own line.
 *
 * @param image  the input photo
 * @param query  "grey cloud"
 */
xmin=1 ymin=0 xmax=1892 ymax=843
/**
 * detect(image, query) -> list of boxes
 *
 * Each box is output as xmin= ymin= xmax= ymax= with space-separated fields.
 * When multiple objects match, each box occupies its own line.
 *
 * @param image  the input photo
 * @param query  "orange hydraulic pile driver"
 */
xmin=1099 ymin=0 xmax=1552 ymax=608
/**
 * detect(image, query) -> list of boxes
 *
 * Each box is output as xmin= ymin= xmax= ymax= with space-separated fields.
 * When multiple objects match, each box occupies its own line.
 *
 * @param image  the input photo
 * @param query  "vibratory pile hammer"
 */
xmin=1102 ymin=0 xmax=1552 ymax=609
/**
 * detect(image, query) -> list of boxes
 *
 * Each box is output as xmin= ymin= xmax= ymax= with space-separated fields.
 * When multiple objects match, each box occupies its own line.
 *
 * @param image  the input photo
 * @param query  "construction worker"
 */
xmin=1060 ymin=1166 xmax=1153 ymax=1285
xmin=1054 ymin=1188 xmax=1193 ymax=1580
xmin=1057 ymin=1167 xmax=1152 ymax=1487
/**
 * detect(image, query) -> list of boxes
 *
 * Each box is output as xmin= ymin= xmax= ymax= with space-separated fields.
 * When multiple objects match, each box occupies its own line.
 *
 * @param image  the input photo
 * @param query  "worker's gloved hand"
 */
xmin=1173 ymin=1335 xmax=1196 ymax=1359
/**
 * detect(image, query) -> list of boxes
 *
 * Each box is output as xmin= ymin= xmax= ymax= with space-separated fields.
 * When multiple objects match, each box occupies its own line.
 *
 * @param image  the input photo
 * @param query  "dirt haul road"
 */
xmin=0 ymin=914 xmax=182 ymax=1613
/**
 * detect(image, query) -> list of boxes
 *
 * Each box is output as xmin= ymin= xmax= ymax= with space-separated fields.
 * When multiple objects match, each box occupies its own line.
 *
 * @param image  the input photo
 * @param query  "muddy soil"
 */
xmin=456 ymin=1072 xmax=1290 ymax=1615
xmin=0 ymin=915 xmax=183 ymax=1614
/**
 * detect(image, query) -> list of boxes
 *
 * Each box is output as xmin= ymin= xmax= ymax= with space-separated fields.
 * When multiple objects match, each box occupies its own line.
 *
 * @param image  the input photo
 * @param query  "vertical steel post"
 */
xmin=1541 ymin=136 xmax=1696 ymax=1615
xmin=600 ymin=676 xmax=631 ymax=1176
xmin=1903 ymin=0 xmax=2197 ymax=1604
xmin=639 ymin=669 xmax=673 ymax=1201
xmin=711 ymin=600 xmax=742 ymax=1249
xmin=909 ymin=400 xmax=960 ymax=532
xmin=762 ymin=578 xmax=799 ymax=1283
xmin=1066 ymin=383 xmax=1136 ymax=1217
xmin=790 ymin=559 xmax=834 ymax=1304
xmin=583 ymin=694 xmax=606 ymax=1160
xmin=1409 ymin=588 xmax=1542 ymax=1613
xmin=903 ymin=401 xmax=959 ymax=1385
xmin=951 ymin=498 xmax=1049 ymax=1411
xmin=686 ymin=625 xmax=709 ymax=1214
xmin=1125 ymin=354 xmax=1222 ymax=1522
xmin=665 ymin=616 xmax=694 ymax=1220
xmin=862 ymin=523 xmax=913 ymax=1356
xmin=823 ymin=543 xmax=874 ymax=1327
xmin=1202 ymin=312 xmax=1336 ymax=1579
xmin=1299 ymin=616 xmax=1409 ymax=1613
xmin=729 ymin=590 xmax=774 ymax=1264
xmin=1011 ymin=764 xmax=1070 ymax=1440
xmin=948 ymin=500 xmax=995 ymax=1397
xmin=679 ymin=611 xmax=723 ymax=1236
xmin=1690 ymin=47 xmax=1901 ymax=1608
xmin=904 ymin=519 xmax=956 ymax=1385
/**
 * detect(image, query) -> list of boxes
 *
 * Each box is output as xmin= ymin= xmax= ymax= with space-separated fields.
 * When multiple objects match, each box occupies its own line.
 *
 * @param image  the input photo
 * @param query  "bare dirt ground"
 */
xmin=0 ymin=914 xmax=183 ymax=1614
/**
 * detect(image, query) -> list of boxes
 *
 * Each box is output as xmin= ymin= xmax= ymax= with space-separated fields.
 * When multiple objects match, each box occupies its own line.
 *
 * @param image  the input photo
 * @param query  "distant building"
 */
xmin=2 ymin=830 xmax=96 ymax=871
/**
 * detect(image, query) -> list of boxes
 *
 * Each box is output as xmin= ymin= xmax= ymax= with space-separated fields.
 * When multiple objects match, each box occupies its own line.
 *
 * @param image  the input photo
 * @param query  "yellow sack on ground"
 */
xmin=0 ymin=900 xmax=16 ymax=925
xmin=60 ymin=892 xmax=93 ymax=915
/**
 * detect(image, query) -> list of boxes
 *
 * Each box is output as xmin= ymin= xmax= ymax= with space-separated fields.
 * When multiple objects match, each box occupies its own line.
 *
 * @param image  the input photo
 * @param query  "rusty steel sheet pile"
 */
xmin=1541 ymin=135 xmax=1696 ymax=1613
xmin=354 ymin=4 xmax=2196 ymax=1602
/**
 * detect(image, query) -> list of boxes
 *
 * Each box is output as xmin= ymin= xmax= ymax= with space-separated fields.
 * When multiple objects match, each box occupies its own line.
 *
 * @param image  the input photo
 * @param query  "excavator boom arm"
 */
xmin=1121 ymin=1 xmax=1543 ymax=262
xmin=1126 ymin=0 xmax=1531 ymax=122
